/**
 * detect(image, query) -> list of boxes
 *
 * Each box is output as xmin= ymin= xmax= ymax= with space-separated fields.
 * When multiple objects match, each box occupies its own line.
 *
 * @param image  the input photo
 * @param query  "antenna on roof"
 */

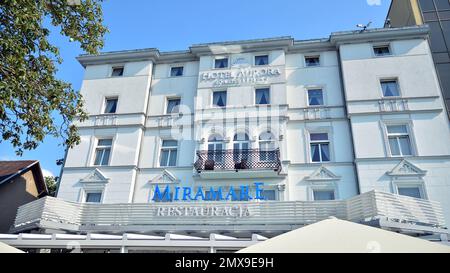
xmin=356 ymin=21 xmax=372 ymax=32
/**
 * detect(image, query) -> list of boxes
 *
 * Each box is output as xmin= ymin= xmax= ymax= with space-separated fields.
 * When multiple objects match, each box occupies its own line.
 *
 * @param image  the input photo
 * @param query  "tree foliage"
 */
xmin=44 ymin=175 xmax=58 ymax=197
xmin=0 ymin=0 xmax=107 ymax=155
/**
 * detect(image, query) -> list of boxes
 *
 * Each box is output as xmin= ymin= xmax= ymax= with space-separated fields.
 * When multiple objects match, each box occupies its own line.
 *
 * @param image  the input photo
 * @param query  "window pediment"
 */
xmin=150 ymin=170 xmax=180 ymax=185
xmin=80 ymin=169 xmax=110 ymax=184
xmin=305 ymin=166 xmax=341 ymax=182
xmin=387 ymin=160 xmax=427 ymax=177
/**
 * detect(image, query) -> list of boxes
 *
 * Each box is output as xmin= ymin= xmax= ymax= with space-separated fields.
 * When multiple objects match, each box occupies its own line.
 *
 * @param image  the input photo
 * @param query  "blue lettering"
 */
xmin=174 ymin=187 xmax=180 ymax=201
xmin=240 ymin=185 xmax=252 ymax=201
xmin=182 ymin=187 xmax=193 ymax=201
xmin=153 ymin=185 xmax=171 ymax=202
xmin=254 ymin=182 xmax=265 ymax=200
xmin=194 ymin=187 xmax=205 ymax=201
xmin=226 ymin=187 xmax=238 ymax=201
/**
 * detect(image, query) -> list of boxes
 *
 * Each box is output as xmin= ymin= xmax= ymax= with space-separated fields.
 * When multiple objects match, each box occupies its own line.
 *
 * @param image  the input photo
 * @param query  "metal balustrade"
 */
xmin=10 ymin=191 xmax=447 ymax=235
xmin=194 ymin=149 xmax=282 ymax=173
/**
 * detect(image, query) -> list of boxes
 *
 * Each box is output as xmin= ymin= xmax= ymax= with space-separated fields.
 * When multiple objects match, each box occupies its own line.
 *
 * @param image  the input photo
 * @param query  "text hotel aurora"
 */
xmin=57 ymin=25 xmax=450 ymax=226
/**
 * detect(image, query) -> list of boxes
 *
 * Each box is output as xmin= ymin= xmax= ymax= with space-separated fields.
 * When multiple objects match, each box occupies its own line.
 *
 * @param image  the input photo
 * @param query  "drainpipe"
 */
xmin=336 ymin=46 xmax=361 ymax=195
xmin=55 ymin=147 xmax=69 ymax=198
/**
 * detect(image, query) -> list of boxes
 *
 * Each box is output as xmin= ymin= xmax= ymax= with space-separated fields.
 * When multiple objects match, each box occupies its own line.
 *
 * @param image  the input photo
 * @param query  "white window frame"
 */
xmin=306 ymin=86 xmax=326 ymax=107
xmin=211 ymin=89 xmax=228 ymax=108
xmin=110 ymin=65 xmax=125 ymax=77
xmin=254 ymin=54 xmax=270 ymax=67
xmin=254 ymin=86 xmax=272 ymax=106
xmin=159 ymin=139 xmax=179 ymax=167
xmin=304 ymin=55 xmax=321 ymax=67
xmin=392 ymin=180 xmax=428 ymax=200
xmin=92 ymin=138 xmax=114 ymax=166
xmin=382 ymin=122 xmax=416 ymax=157
xmin=373 ymin=43 xmax=393 ymax=57
xmin=307 ymin=129 xmax=333 ymax=163
xmin=213 ymin=56 xmax=230 ymax=70
xmin=169 ymin=65 xmax=184 ymax=77
xmin=83 ymin=190 xmax=104 ymax=204
xmin=103 ymin=96 xmax=119 ymax=114
xmin=165 ymin=97 xmax=182 ymax=114
xmin=309 ymin=184 xmax=338 ymax=201
xmin=379 ymin=78 xmax=402 ymax=98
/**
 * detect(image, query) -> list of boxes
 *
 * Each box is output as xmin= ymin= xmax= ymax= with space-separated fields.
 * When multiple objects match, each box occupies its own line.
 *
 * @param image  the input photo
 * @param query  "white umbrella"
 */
xmin=0 ymin=242 xmax=24 ymax=253
xmin=239 ymin=218 xmax=450 ymax=253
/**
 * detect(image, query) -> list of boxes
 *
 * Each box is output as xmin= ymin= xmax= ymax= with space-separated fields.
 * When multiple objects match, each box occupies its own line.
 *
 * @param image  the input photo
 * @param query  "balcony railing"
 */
xmin=194 ymin=149 xmax=282 ymax=173
xmin=10 ymin=191 xmax=447 ymax=235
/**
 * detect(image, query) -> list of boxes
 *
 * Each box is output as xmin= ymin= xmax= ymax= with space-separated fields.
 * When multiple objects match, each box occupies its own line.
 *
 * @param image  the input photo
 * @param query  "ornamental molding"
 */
xmin=80 ymin=169 xmax=110 ymax=184
xmin=305 ymin=166 xmax=341 ymax=182
xmin=387 ymin=160 xmax=427 ymax=177
xmin=149 ymin=170 xmax=180 ymax=185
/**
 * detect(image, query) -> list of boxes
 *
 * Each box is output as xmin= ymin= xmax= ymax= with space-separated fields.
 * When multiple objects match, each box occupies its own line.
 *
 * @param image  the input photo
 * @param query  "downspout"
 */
xmin=335 ymin=45 xmax=361 ymax=195
xmin=55 ymin=147 xmax=69 ymax=198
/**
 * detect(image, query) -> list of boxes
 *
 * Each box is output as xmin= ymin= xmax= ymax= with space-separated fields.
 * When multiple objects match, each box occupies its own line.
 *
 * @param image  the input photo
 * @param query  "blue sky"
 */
xmin=0 ymin=0 xmax=391 ymax=177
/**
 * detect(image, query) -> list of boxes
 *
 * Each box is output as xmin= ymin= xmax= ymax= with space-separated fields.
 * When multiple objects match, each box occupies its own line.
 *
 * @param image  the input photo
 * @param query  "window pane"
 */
xmin=94 ymin=149 xmax=104 ymax=166
xmin=308 ymin=89 xmax=324 ymax=106
xmin=305 ymin=56 xmax=320 ymax=66
xmin=215 ymin=58 xmax=228 ymax=69
xmin=255 ymin=88 xmax=270 ymax=105
xmin=104 ymin=99 xmax=118 ymax=114
xmin=387 ymin=125 xmax=408 ymax=134
xmin=168 ymin=150 xmax=177 ymax=167
xmin=381 ymin=81 xmax=400 ymax=97
xmin=213 ymin=91 xmax=227 ymax=107
xmin=101 ymin=148 xmax=111 ymax=166
xmin=111 ymin=67 xmax=124 ymax=77
xmin=86 ymin=193 xmax=102 ymax=203
xmin=399 ymin=136 xmax=413 ymax=156
xmin=321 ymin=144 xmax=330 ymax=162
xmin=389 ymin=138 xmax=401 ymax=156
xmin=167 ymin=99 xmax=181 ymax=113
xmin=255 ymin=55 xmax=269 ymax=66
xmin=160 ymin=150 xmax=169 ymax=166
xmin=313 ymin=190 xmax=335 ymax=201
xmin=398 ymin=187 xmax=422 ymax=199
xmin=263 ymin=190 xmax=276 ymax=201
xmin=311 ymin=144 xmax=321 ymax=162
xmin=171 ymin=67 xmax=184 ymax=77
xmin=419 ymin=0 xmax=436 ymax=11
xmin=310 ymin=133 xmax=328 ymax=141
xmin=374 ymin=46 xmax=391 ymax=56
xmin=98 ymin=139 xmax=112 ymax=146
xmin=162 ymin=140 xmax=178 ymax=147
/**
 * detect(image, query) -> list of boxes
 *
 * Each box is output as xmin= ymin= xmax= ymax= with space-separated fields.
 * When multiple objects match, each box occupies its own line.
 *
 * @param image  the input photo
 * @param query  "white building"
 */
xmin=5 ymin=26 xmax=450 ymax=252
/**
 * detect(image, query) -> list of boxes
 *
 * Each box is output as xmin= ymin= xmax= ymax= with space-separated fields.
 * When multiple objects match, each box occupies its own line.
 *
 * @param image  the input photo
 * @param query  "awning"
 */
xmin=238 ymin=218 xmax=450 ymax=253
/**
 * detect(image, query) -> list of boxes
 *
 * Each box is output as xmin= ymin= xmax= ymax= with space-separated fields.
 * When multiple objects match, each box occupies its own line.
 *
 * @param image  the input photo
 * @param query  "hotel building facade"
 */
xmin=4 ymin=25 xmax=450 ymax=252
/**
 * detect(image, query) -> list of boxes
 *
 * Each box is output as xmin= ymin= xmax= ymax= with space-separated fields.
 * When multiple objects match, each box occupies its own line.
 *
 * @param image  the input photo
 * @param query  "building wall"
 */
xmin=0 ymin=171 xmax=40 ymax=233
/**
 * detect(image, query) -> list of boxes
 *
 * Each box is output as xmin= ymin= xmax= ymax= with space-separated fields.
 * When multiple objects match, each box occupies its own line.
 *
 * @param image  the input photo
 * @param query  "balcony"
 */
xmin=194 ymin=149 xmax=282 ymax=179
xmin=10 ymin=191 xmax=448 ymax=237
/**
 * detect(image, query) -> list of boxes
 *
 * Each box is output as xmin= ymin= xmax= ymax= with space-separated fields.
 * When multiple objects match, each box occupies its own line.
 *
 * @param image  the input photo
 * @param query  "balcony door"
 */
xmin=259 ymin=132 xmax=277 ymax=162
xmin=233 ymin=133 xmax=250 ymax=164
xmin=207 ymin=134 xmax=224 ymax=164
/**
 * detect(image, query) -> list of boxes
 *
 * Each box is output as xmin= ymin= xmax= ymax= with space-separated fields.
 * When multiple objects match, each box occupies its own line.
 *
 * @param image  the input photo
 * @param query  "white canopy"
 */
xmin=0 ymin=242 xmax=23 ymax=253
xmin=238 ymin=218 xmax=450 ymax=253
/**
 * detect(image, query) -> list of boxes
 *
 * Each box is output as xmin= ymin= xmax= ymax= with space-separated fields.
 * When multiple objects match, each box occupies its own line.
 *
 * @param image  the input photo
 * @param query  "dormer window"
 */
xmin=111 ymin=66 xmax=124 ymax=77
xmin=305 ymin=56 xmax=320 ymax=67
xmin=170 ymin=66 xmax=184 ymax=77
xmin=373 ymin=45 xmax=391 ymax=56
xmin=215 ymin=57 xmax=229 ymax=69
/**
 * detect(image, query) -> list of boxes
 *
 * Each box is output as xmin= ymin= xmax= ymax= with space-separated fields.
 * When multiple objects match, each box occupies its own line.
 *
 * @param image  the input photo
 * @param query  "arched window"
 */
xmin=259 ymin=131 xmax=277 ymax=161
xmin=233 ymin=133 xmax=250 ymax=163
xmin=207 ymin=134 xmax=224 ymax=163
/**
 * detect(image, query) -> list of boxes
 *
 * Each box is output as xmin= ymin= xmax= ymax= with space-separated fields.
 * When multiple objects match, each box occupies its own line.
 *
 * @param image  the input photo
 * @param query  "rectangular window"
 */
xmin=387 ymin=125 xmax=413 ymax=157
xmin=381 ymin=80 xmax=400 ymax=97
xmin=160 ymin=140 xmax=178 ymax=167
xmin=104 ymin=98 xmax=118 ymax=114
xmin=85 ymin=192 xmax=102 ymax=203
xmin=170 ymin=66 xmax=184 ymax=77
xmin=313 ymin=190 xmax=335 ymax=201
xmin=255 ymin=88 xmax=270 ymax=105
xmin=215 ymin=57 xmax=229 ymax=69
xmin=111 ymin=67 xmax=124 ymax=77
xmin=263 ymin=190 xmax=277 ymax=201
xmin=93 ymin=139 xmax=112 ymax=166
xmin=373 ymin=45 xmax=391 ymax=56
xmin=310 ymin=133 xmax=331 ymax=163
xmin=305 ymin=56 xmax=320 ymax=67
xmin=308 ymin=89 xmax=324 ymax=106
xmin=255 ymin=55 xmax=269 ymax=66
xmin=398 ymin=187 xmax=422 ymax=199
xmin=166 ymin=98 xmax=181 ymax=114
xmin=213 ymin=91 xmax=227 ymax=107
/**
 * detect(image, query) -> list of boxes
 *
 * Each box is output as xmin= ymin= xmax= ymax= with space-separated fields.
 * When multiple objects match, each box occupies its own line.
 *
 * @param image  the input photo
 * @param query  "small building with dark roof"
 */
xmin=0 ymin=161 xmax=47 ymax=233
